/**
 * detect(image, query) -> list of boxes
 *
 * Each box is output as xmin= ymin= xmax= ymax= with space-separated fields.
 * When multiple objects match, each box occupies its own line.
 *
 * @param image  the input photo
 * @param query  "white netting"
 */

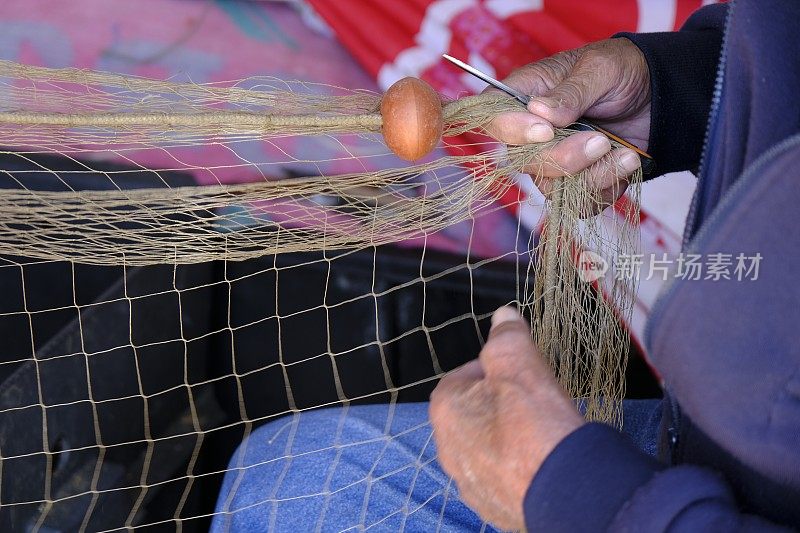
xmin=0 ymin=61 xmax=639 ymax=531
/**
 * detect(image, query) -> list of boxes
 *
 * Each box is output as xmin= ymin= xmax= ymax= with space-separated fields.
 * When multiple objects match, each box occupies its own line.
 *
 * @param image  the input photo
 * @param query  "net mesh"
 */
xmin=0 ymin=60 xmax=640 ymax=530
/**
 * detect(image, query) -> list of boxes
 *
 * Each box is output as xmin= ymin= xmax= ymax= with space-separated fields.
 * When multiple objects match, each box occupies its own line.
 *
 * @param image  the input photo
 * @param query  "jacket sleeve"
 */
xmin=614 ymin=4 xmax=727 ymax=176
xmin=523 ymin=423 xmax=792 ymax=532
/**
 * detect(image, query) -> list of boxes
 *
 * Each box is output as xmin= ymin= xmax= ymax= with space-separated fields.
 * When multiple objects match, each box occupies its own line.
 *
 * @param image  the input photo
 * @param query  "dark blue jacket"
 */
xmin=524 ymin=2 xmax=800 ymax=531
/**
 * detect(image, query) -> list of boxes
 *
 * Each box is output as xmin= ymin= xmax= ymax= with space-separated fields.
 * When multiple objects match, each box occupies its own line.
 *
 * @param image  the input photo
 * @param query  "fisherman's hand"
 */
xmin=430 ymin=307 xmax=584 ymax=531
xmin=483 ymin=38 xmax=651 ymax=212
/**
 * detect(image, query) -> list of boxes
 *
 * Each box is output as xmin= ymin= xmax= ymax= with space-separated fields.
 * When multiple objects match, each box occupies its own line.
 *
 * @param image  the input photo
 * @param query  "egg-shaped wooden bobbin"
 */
xmin=380 ymin=77 xmax=443 ymax=161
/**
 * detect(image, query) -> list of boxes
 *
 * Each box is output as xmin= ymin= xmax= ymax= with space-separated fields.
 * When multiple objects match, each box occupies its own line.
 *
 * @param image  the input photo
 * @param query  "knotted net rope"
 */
xmin=0 ymin=59 xmax=639 ymax=527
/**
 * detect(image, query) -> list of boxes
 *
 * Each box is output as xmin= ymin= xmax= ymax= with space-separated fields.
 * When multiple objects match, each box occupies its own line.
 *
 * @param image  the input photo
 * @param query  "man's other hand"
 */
xmin=429 ymin=307 xmax=584 ymax=531
xmin=483 ymin=38 xmax=651 ymax=213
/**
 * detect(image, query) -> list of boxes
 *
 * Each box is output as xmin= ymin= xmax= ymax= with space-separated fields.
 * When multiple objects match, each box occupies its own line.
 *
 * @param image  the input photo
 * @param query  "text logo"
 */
xmin=577 ymin=250 xmax=608 ymax=283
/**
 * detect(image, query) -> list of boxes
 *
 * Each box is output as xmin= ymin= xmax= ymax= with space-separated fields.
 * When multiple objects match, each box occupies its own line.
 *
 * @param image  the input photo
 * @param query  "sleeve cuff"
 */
xmin=524 ymin=422 xmax=664 ymax=533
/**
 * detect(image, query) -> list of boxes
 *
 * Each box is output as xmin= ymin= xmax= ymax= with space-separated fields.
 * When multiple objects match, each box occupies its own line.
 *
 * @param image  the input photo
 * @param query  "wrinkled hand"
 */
xmin=483 ymin=38 xmax=651 ymax=213
xmin=429 ymin=307 xmax=584 ymax=531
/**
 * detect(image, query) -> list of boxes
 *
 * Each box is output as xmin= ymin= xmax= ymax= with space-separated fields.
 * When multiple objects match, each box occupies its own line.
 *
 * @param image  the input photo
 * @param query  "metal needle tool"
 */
xmin=442 ymin=54 xmax=656 ymax=177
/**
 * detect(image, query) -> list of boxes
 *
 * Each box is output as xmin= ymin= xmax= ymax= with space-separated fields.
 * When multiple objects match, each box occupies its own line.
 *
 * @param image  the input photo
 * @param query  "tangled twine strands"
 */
xmin=0 ymin=61 xmax=533 ymax=266
xmin=526 ymin=161 xmax=641 ymax=424
xmin=0 ymin=59 xmax=641 ymax=424
xmin=0 ymin=59 xmax=519 ymax=141
xmin=0 ymin=145 xmax=524 ymax=266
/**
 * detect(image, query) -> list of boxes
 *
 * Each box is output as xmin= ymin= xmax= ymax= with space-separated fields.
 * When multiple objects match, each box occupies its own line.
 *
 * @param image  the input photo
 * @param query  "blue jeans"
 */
xmin=211 ymin=400 xmax=661 ymax=532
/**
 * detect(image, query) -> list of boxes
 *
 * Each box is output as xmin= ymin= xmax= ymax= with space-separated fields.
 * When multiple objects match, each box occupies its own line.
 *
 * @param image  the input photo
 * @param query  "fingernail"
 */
xmin=491 ymin=306 xmax=522 ymax=327
xmin=584 ymin=135 xmax=611 ymax=159
xmin=532 ymin=97 xmax=559 ymax=109
xmin=620 ymin=150 xmax=641 ymax=173
xmin=526 ymin=123 xmax=553 ymax=143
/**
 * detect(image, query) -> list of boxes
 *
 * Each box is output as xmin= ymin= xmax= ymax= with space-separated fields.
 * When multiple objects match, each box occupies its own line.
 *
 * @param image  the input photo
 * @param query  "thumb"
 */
xmin=480 ymin=306 xmax=544 ymax=381
xmin=527 ymin=56 xmax=610 ymax=127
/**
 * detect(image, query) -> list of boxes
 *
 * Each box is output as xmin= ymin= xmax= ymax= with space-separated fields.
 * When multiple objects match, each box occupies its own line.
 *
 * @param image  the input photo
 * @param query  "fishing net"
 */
xmin=0 ymin=60 xmax=640 ymax=530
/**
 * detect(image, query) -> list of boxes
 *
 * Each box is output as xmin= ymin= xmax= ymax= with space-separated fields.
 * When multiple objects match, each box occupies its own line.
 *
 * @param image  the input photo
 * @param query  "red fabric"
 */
xmin=308 ymin=0 xmax=710 ymax=89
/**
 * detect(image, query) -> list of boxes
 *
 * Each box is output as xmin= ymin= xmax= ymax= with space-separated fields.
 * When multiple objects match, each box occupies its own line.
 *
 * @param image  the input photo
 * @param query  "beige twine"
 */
xmin=0 ymin=60 xmax=640 ymax=423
